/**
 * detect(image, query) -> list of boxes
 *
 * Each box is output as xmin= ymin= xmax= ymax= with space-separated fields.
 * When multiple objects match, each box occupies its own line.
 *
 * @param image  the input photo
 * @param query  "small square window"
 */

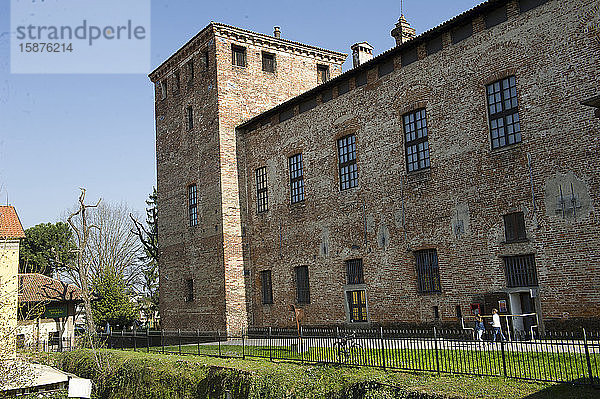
xmin=504 ymin=212 xmax=526 ymax=242
xmin=262 ymin=52 xmax=275 ymax=73
xmin=504 ymin=254 xmax=538 ymax=287
xmin=232 ymin=45 xmax=247 ymax=67
xmin=160 ymin=81 xmax=167 ymax=100
xmin=317 ymin=64 xmax=329 ymax=84
xmin=433 ymin=306 xmax=440 ymax=319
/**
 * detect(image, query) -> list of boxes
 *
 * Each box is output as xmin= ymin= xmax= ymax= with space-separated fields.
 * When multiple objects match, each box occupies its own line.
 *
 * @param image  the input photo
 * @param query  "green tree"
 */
xmin=131 ymin=188 xmax=159 ymax=326
xmin=91 ymin=270 xmax=137 ymax=328
xmin=19 ymin=222 xmax=76 ymax=276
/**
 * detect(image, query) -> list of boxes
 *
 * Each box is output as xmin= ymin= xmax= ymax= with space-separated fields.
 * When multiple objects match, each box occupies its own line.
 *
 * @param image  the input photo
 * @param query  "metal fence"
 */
xmin=100 ymin=327 xmax=600 ymax=386
xmin=19 ymin=337 xmax=77 ymax=353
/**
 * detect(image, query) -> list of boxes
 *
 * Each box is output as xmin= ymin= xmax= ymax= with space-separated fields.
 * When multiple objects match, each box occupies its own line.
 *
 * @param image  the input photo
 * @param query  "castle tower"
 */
xmin=391 ymin=15 xmax=416 ymax=46
xmin=149 ymin=23 xmax=346 ymax=335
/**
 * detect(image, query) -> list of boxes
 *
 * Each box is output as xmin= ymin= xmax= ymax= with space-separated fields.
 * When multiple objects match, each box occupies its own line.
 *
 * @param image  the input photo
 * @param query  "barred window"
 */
xmin=295 ymin=266 xmax=310 ymax=303
xmin=504 ymin=254 xmax=538 ymax=287
xmin=186 ymin=106 xmax=193 ymax=130
xmin=337 ymin=134 xmax=358 ymax=190
xmin=262 ymin=52 xmax=275 ymax=73
xmin=347 ymin=290 xmax=367 ymax=322
xmin=403 ymin=109 xmax=430 ymax=172
xmin=160 ymin=80 xmax=167 ymax=100
xmin=188 ymin=184 xmax=198 ymax=227
xmin=201 ymin=51 xmax=208 ymax=71
xmin=232 ymin=45 xmax=246 ymax=67
xmin=415 ymin=249 xmax=441 ymax=293
xmin=317 ymin=64 xmax=329 ymax=84
xmin=256 ymin=167 xmax=268 ymax=213
xmin=504 ymin=212 xmax=526 ymax=243
xmin=346 ymin=258 xmax=364 ymax=285
xmin=185 ymin=278 xmax=194 ymax=302
xmin=289 ymin=153 xmax=304 ymax=204
xmin=260 ymin=270 xmax=273 ymax=304
xmin=486 ymin=76 xmax=521 ymax=149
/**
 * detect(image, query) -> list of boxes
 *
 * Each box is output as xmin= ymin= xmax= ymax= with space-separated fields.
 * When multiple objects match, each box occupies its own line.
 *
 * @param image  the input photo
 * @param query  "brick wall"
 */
xmin=238 ymin=0 xmax=600 ymax=330
xmin=152 ymin=23 xmax=346 ymax=334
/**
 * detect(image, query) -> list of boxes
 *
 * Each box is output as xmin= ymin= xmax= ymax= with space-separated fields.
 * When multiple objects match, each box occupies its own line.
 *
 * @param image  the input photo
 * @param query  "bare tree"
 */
xmin=66 ymin=188 xmax=101 ymax=337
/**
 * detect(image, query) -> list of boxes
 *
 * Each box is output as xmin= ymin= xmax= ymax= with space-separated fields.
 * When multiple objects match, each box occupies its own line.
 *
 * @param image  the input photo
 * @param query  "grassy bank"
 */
xmin=32 ymin=349 xmax=599 ymax=399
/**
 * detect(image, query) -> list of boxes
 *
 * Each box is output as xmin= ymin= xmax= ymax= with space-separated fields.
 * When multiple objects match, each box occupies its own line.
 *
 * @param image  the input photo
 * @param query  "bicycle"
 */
xmin=333 ymin=331 xmax=362 ymax=364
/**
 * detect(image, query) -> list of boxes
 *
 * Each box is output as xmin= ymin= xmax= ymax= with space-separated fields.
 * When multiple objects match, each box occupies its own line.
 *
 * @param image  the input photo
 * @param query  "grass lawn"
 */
xmin=66 ymin=348 xmax=600 ymax=398
xmin=146 ymin=342 xmax=600 ymax=384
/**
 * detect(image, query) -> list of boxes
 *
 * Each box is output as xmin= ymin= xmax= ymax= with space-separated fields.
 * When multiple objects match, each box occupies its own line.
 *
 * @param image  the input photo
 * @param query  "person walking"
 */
xmin=491 ymin=308 xmax=505 ymax=342
xmin=475 ymin=313 xmax=485 ymax=341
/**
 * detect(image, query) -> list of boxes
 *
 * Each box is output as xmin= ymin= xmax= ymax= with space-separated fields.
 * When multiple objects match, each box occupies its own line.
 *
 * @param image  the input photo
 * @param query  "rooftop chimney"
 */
xmin=391 ymin=15 xmax=416 ymax=46
xmin=274 ymin=26 xmax=281 ymax=38
xmin=351 ymin=42 xmax=374 ymax=68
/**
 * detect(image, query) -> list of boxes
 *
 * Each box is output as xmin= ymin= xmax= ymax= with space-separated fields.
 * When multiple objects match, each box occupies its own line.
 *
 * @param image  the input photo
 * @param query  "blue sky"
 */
xmin=0 ymin=0 xmax=481 ymax=228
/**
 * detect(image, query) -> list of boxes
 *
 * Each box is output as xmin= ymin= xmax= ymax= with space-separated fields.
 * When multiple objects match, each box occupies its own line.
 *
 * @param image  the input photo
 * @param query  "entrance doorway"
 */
xmin=509 ymin=290 xmax=539 ymax=339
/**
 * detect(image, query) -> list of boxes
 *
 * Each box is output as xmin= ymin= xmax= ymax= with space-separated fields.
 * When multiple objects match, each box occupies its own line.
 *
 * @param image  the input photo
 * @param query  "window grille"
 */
xmin=486 ymin=76 xmax=521 ymax=149
xmin=504 ymin=254 xmax=538 ymax=287
xmin=346 ymin=258 xmax=364 ymax=285
xmin=337 ymin=135 xmax=358 ymax=190
xmin=260 ymin=270 xmax=273 ymax=304
xmin=415 ymin=249 xmax=441 ymax=293
xmin=403 ymin=109 xmax=430 ymax=172
xmin=347 ymin=290 xmax=367 ymax=322
xmin=289 ymin=153 xmax=304 ymax=204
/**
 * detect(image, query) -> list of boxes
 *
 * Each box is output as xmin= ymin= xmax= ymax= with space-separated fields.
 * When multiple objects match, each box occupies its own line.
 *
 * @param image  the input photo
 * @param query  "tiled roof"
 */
xmin=237 ymin=0 xmax=511 ymax=130
xmin=0 ymin=206 xmax=25 ymax=239
xmin=18 ymin=273 xmax=83 ymax=303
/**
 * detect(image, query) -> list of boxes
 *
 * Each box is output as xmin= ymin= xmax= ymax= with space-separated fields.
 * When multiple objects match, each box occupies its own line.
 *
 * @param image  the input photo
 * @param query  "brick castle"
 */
xmin=150 ymin=0 xmax=600 ymax=335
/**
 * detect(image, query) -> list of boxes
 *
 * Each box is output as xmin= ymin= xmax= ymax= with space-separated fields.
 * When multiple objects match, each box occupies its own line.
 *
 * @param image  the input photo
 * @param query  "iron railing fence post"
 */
xmin=269 ymin=327 xmax=272 ymax=362
xmin=242 ymin=328 xmax=246 ymax=360
xmin=218 ymin=330 xmax=222 ymax=357
xmin=133 ymin=328 xmax=137 ymax=352
xmin=178 ymin=329 xmax=182 ymax=355
xmin=197 ymin=329 xmax=200 ymax=356
xmin=500 ymin=339 xmax=507 ymax=378
xmin=433 ymin=327 xmax=440 ymax=375
xmin=161 ymin=329 xmax=165 ymax=354
xmin=146 ymin=327 xmax=150 ymax=353
xmin=583 ymin=328 xmax=594 ymax=385
xmin=380 ymin=326 xmax=386 ymax=370
xmin=300 ymin=326 xmax=304 ymax=365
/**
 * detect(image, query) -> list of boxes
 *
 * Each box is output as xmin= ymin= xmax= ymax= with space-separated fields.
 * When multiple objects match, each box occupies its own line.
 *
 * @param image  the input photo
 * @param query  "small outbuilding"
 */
xmin=17 ymin=273 xmax=82 ymax=351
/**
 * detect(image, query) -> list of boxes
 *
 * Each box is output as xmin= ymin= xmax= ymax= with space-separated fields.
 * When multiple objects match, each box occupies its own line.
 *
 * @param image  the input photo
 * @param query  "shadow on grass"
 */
xmin=522 ymin=378 xmax=600 ymax=399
